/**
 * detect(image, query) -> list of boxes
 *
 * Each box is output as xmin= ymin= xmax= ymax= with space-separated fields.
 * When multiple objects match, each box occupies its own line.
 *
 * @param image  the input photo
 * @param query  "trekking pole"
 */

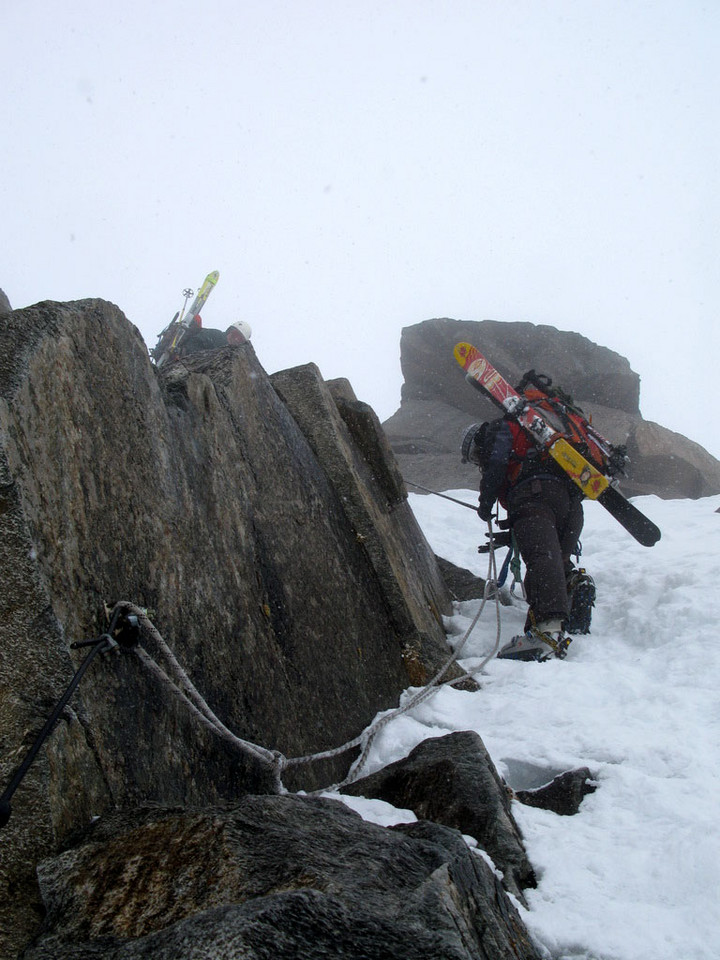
xmin=176 ymin=287 xmax=194 ymax=325
xmin=0 ymin=608 xmax=139 ymax=830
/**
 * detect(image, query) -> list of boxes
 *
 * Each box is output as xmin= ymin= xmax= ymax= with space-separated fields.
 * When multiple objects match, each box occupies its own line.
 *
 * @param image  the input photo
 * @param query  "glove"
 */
xmin=477 ymin=498 xmax=494 ymax=522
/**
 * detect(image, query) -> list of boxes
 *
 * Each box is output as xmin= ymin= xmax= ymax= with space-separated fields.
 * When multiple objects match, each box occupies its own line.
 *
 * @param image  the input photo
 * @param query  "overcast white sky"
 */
xmin=3 ymin=1 xmax=719 ymax=459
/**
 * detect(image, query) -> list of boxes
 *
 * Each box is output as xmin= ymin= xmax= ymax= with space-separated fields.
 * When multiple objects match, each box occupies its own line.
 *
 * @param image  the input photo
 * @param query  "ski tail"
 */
xmin=597 ymin=486 xmax=661 ymax=546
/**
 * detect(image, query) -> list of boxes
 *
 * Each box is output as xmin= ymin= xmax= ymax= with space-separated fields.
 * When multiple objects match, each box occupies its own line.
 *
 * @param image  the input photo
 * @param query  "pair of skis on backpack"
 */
xmin=152 ymin=270 xmax=220 ymax=367
xmin=454 ymin=342 xmax=661 ymax=547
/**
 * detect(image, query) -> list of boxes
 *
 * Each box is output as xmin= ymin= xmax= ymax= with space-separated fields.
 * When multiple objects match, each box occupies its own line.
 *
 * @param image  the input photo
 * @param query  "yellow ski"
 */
xmin=548 ymin=437 xmax=609 ymax=500
xmin=154 ymin=270 xmax=220 ymax=366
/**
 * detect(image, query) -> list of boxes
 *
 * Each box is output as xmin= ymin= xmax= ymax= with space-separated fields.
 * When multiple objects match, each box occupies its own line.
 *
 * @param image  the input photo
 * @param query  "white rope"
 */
xmin=116 ymin=603 xmax=281 ymax=771
xmin=112 ymin=527 xmax=505 ymax=793
xmin=311 ymin=520 xmax=505 ymax=791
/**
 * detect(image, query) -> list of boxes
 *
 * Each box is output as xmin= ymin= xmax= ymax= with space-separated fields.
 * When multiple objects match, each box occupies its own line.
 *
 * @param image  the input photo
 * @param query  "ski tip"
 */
xmin=453 ymin=342 xmax=477 ymax=368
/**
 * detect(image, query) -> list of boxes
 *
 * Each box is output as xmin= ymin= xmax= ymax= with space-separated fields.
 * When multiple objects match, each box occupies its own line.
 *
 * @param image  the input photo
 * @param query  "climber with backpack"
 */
xmin=161 ymin=318 xmax=253 ymax=361
xmin=462 ymin=371 xmax=605 ymax=662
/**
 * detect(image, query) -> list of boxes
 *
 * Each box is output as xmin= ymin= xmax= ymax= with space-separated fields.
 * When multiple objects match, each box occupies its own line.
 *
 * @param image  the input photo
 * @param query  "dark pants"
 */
xmin=508 ymin=476 xmax=584 ymax=627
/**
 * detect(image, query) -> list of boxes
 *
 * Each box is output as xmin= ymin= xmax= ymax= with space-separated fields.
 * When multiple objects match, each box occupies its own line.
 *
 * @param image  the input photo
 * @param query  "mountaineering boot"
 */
xmin=564 ymin=567 xmax=596 ymax=635
xmin=497 ymin=631 xmax=556 ymax=662
xmin=534 ymin=618 xmax=573 ymax=660
xmin=497 ymin=619 xmax=573 ymax=662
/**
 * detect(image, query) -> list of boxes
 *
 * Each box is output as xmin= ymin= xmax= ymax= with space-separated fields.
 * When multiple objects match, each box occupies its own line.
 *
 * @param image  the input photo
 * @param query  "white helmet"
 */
xmin=226 ymin=320 xmax=252 ymax=344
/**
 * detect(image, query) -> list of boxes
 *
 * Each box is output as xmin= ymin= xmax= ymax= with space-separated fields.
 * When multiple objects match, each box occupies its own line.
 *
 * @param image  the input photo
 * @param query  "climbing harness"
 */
xmin=478 ymin=528 xmax=525 ymax=598
xmin=508 ymin=541 xmax=525 ymax=598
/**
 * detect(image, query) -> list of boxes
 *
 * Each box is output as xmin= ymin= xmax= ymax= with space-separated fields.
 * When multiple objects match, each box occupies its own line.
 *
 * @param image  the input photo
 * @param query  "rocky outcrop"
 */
xmin=0 ymin=299 xmax=456 ymax=956
xmin=270 ymin=369 xmax=454 ymax=685
xmin=515 ymin=767 xmax=597 ymax=817
xmin=0 ymin=288 xmax=11 ymax=314
xmin=21 ymin=794 xmax=542 ymax=960
xmin=384 ymin=318 xmax=720 ymax=499
xmin=343 ymin=731 xmax=536 ymax=902
xmin=434 ymin=555 xmax=487 ymax=602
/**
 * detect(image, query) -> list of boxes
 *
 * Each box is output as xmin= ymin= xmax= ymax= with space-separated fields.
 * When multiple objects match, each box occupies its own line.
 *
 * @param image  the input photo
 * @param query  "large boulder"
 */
xmin=343 ymin=731 xmax=535 ymax=901
xmin=0 ymin=299 xmax=453 ymax=956
xmin=385 ymin=318 xmax=720 ymax=499
xmin=515 ymin=767 xmax=597 ymax=817
xmin=21 ymin=795 xmax=542 ymax=960
xmin=270 ymin=369 xmax=455 ymax=684
xmin=0 ymin=288 xmax=11 ymax=314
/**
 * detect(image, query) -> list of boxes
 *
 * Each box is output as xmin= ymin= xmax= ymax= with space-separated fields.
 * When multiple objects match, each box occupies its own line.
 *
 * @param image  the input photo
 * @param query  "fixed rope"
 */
xmin=114 ymin=520 xmax=505 ymax=792
xmin=322 ymin=521 xmax=503 ymax=791
xmin=0 ymin=534 xmax=505 ymax=828
xmin=114 ymin=602 xmax=285 ymax=790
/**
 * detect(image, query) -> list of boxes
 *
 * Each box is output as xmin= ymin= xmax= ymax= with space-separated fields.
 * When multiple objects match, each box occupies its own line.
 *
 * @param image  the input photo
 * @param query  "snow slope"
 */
xmin=333 ymin=493 xmax=720 ymax=960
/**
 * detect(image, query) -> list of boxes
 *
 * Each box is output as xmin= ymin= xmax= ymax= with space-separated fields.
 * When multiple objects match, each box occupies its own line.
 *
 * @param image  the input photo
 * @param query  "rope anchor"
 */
xmin=0 ymin=607 xmax=138 ymax=830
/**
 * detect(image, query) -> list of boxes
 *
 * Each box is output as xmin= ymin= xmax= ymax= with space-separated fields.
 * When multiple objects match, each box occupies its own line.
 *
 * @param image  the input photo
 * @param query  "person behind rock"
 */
xmin=225 ymin=320 xmax=252 ymax=345
xmin=178 ymin=318 xmax=252 ymax=357
xmin=463 ymin=413 xmax=584 ymax=662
